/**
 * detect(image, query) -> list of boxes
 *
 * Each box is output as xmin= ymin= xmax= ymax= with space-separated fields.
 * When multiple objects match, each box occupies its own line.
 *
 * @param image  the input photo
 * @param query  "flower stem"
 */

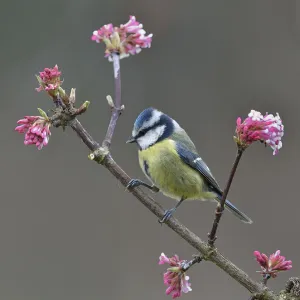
xmin=181 ymin=256 xmax=203 ymax=272
xmin=208 ymin=147 xmax=244 ymax=246
xmin=103 ymin=53 xmax=122 ymax=149
xmin=262 ymin=274 xmax=271 ymax=285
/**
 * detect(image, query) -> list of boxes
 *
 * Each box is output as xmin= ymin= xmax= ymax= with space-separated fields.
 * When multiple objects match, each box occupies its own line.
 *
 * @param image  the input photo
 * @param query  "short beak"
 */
xmin=126 ymin=137 xmax=136 ymax=144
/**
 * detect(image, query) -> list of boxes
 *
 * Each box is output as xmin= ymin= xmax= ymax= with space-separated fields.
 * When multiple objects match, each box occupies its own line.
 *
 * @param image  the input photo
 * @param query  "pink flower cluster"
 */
xmin=36 ymin=65 xmax=62 ymax=93
xmin=235 ymin=110 xmax=284 ymax=155
xmin=91 ymin=16 xmax=153 ymax=60
xmin=254 ymin=250 xmax=292 ymax=278
xmin=159 ymin=253 xmax=192 ymax=299
xmin=15 ymin=116 xmax=51 ymax=150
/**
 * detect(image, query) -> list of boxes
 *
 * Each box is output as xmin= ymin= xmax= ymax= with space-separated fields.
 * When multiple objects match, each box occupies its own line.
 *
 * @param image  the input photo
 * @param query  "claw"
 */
xmin=126 ymin=179 xmax=141 ymax=191
xmin=151 ymin=186 xmax=160 ymax=193
xmin=126 ymin=179 xmax=159 ymax=193
xmin=158 ymin=208 xmax=175 ymax=224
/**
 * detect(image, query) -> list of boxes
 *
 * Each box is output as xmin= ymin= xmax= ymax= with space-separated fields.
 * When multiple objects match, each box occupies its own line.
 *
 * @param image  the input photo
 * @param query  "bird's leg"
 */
xmin=126 ymin=179 xmax=159 ymax=193
xmin=159 ymin=198 xmax=185 ymax=224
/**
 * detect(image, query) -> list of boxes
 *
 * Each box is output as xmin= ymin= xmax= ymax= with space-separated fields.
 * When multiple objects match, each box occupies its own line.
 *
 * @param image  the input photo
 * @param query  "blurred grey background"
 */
xmin=1 ymin=0 xmax=299 ymax=299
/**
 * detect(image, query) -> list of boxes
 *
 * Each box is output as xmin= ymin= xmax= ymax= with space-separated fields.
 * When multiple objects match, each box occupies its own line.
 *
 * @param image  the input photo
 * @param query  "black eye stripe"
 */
xmin=135 ymin=123 xmax=159 ymax=139
xmin=138 ymin=129 xmax=148 ymax=137
xmin=135 ymin=115 xmax=174 ymax=142
xmin=135 ymin=129 xmax=146 ymax=139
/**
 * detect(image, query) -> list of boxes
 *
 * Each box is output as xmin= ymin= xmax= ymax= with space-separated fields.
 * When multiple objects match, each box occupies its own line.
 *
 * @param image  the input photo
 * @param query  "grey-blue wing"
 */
xmin=175 ymin=142 xmax=223 ymax=196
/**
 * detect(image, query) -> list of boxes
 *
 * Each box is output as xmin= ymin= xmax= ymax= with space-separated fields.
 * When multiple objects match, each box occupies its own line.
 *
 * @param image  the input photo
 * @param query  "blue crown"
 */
xmin=134 ymin=107 xmax=155 ymax=130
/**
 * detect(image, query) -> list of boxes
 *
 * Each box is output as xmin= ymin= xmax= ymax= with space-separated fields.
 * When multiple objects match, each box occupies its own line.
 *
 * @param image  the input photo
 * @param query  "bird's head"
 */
xmin=127 ymin=108 xmax=179 ymax=150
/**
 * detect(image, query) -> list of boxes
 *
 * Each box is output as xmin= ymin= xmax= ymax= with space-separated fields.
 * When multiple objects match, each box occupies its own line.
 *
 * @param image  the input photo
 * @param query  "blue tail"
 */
xmin=217 ymin=196 xmax=252 ymax=224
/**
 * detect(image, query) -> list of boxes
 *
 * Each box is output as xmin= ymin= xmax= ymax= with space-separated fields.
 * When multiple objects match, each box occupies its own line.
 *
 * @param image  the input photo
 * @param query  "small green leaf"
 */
xmin=82 ymin=101 xmax=90 ymax=109
xmin=37 ymin=108 xmax=49 ymax=120
xmin=167 ymin=267 xmax=180 ymax=273
xmin=35 ymin=75 xmax=43 ymax=85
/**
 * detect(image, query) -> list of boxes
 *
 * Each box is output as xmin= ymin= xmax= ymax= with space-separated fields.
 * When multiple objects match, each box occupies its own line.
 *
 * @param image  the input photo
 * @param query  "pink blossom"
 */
xmin=159 ymin=253 xmax=192 ymax=298
xmin=159 ymin=253 xmax=171 ymax=265
xmin=44 ymin=83 xmax=60 ymax=91
xmin=91 ymin=16 xmax=153 ymax=60
xmin=39 ymin=65 xmax=61 ymax=81
xmin=91 ymin=24 xmax=114 ymax=42
xmin=121 ymin=16 xmax=142 ymax=33
xmin=254 ymin=250 xmax=292 ymax=278
xmin=15 ymin=115 xmax=51 ymax=150
xmin=235 ymin=110 xmax=284 ymax=155
xmin=36 ymin=65 xmax=62 ymax=93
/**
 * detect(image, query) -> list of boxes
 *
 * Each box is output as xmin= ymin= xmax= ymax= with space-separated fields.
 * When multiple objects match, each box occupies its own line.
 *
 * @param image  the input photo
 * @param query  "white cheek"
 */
xmin=137 ymin=125 xmax=166 ymax=149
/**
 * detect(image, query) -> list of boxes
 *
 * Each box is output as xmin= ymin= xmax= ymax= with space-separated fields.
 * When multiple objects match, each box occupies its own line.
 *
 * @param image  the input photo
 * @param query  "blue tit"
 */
xmin=126 ymin=107 xmax=252 ymax=224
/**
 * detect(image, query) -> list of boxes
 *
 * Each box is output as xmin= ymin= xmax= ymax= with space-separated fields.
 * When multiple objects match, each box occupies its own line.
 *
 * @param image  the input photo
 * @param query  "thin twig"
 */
xmin=208 ymin=147 xmax=244 ymax=246
xmin=70 ymin=119 xmax=100 ymax=151
xmin=181 ymin=255 xmax=203 ymax=272
xmin=262 ymin=274 xmax=271 ymax=286
xmin=102 ymin=53 xmax=122 ymax=149
xmin=69 ymin=119 xmax=275 ymax=300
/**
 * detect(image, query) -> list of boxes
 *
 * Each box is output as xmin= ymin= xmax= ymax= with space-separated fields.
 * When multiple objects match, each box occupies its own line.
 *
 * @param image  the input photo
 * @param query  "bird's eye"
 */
xmin=138 ymin=129 xmax=147 ymax=137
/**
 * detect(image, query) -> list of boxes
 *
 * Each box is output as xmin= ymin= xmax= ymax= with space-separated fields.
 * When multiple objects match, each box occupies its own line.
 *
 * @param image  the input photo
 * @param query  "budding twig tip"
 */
xmin=88 ymin=153 xmax=95 ymax=160
xmin=83 ymin=100 xmax=90 ymax=108
xmin=106 ymin=95 xmax=115 ymax=108
xmin=70 ymin=88 xmax=76 ymax=104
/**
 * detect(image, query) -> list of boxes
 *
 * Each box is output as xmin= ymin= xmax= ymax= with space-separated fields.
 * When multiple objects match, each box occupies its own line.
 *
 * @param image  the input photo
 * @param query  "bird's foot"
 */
xmin=126 ymin=179 xmax=159 ymax=193
xmin=158 ymin=208 xmax=176 ymax=224
xmin=126 ymin=179 xmax=143 ymax=190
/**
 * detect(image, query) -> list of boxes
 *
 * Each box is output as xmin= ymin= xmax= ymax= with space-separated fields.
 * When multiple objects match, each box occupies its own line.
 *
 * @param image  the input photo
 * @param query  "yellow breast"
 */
xmin=138 ymin=139 xmax=212 ymax=200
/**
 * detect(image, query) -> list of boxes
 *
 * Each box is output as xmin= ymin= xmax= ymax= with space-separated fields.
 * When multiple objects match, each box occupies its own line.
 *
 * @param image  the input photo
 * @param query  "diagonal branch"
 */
xmin=55 ymin=52 xmax=276 ymax=300
xmin=69 ymin=118 xmax=277 ymax=300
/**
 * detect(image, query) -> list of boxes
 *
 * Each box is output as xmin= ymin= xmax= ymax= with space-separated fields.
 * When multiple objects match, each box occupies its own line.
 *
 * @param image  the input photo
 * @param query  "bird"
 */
xmin=126 ymin=107 xmax=252 ymax=224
